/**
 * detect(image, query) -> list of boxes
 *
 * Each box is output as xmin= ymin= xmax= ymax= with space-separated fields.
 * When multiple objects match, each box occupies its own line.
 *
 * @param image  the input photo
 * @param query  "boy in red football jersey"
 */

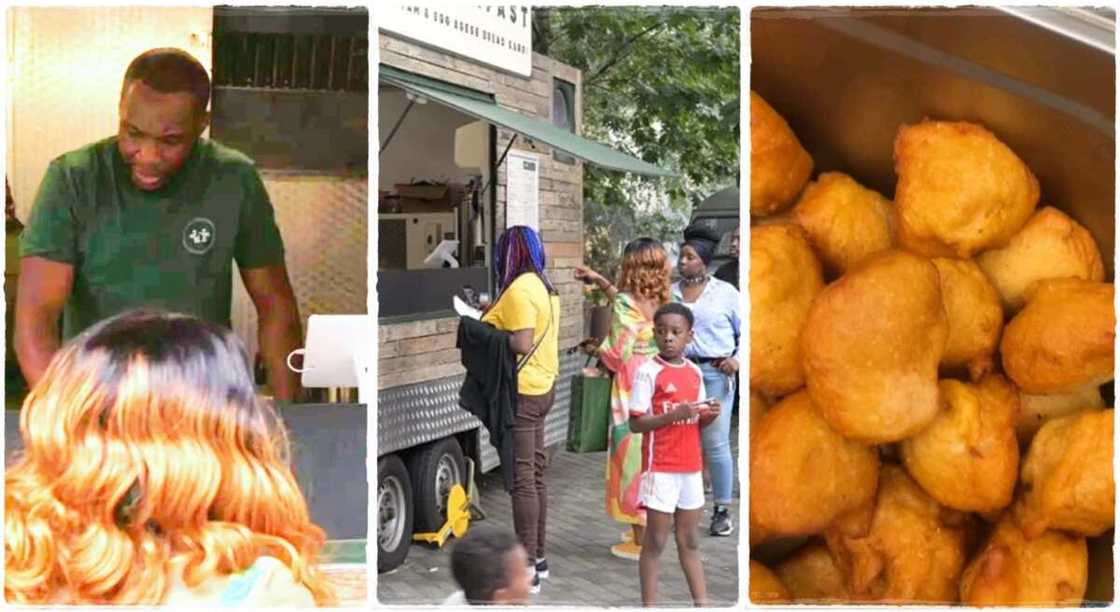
xmin=629 ymin=302 xmax=721 ymax=607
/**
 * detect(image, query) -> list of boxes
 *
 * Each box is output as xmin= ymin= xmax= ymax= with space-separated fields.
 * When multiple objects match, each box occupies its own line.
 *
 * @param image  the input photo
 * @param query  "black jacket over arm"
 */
xmin=456 ymin=316 xmax=518 ymax=491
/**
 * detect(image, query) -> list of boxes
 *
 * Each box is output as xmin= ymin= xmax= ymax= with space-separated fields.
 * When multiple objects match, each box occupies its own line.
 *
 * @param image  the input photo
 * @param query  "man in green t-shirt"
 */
xmin=15 ymin=47 xmax=303 ymax=400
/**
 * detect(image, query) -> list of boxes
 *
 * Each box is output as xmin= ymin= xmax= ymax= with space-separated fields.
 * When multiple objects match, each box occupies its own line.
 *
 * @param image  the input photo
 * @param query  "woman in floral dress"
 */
xmin=576 ymin=238 xmax=672 ymax=560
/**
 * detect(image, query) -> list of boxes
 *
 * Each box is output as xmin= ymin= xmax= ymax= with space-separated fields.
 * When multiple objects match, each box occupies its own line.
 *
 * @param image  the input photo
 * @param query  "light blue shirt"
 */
xmin=672 ymin=277 xmax=741 ymax=359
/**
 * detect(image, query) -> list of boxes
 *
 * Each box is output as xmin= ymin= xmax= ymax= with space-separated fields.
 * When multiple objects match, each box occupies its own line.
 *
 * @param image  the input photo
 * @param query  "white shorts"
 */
xmin=638 ymin=471 xmax=705 ymax=514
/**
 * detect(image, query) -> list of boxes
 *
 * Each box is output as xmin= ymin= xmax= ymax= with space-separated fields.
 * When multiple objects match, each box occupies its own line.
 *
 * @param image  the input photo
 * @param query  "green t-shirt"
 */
xmin=20 ymin=137 xmax=285 ymax=339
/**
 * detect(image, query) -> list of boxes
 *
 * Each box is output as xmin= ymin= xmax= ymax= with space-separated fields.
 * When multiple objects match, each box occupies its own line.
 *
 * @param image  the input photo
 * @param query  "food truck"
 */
xmin=375 ymin=6 xmax=673 ymax=572
xmin=5 ymin=6 xmax=370 ymax=584
xmin=751 ymin=6 xmax=1113 ymax=602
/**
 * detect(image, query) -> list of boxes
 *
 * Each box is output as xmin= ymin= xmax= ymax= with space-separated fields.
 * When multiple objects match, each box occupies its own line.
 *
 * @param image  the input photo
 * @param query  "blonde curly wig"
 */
xmin=5 ymin=310 xmax=335 ymax=605
xmin=616 ymin=237 xmax=672 ymax=305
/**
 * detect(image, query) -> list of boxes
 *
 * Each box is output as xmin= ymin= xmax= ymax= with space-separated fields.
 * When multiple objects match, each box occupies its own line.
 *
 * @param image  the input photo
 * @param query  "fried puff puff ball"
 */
xmin=959 ymin=514 xmax=1088 ymax=606
xmin=894 ymin=120 xmax=1039 ymax=258
xmin=751 ymin=91 xmax=813 ymax=216
xmin=790 ymin=171 xmax=895 ymax=277
xmin=750 ymin=224 xmax=823 ymax=396
xmin=899 ymin=376 xmax=1019 ymax=513
xmin=931 ymin=257 xmax=1003 ymax=380
xmin=750 ymin=390 xmax=879 ymax=537
xmin=976 ymin=206 xmax=1105 ymax=314
xmin=801 ymin=250 xmax=947 ymax=444
xmin=773 ymin=540 xmax=852 ymax=604
xmin=1016 ymin=409 xmax=1115 ymax=539
xmin=1000 ymin=278 xmax=1115 ymax=394
xmin=824 ymin=466 xmax=971 ymax=604
xmin=749 ymin=561 xmax=791 ymax=604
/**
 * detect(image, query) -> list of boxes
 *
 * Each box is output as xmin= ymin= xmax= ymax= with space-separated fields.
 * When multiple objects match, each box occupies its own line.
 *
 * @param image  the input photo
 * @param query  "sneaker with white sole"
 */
xmin=710 ymin=506 xmax=734 ymax=537
xmin=535 ymin=558 xmax=549 ymax=579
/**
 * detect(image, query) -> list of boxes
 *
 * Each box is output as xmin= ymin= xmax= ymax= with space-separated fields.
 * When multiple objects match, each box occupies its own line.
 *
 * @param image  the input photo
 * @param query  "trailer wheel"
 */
xmin=409 ymin=437 xmax=466 ymax=533
xmin=377 ymin=455 xmax=413 ymax=573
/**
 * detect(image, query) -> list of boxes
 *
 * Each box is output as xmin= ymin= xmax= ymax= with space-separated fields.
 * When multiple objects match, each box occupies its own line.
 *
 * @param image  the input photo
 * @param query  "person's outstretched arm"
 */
xmin=14 ymin=257 xmax=73 ymax=386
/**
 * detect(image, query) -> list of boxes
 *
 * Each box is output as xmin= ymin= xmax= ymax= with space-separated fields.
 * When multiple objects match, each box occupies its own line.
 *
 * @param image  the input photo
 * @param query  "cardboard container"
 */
xmin=395 ymin=182 xmax=448 ymax=200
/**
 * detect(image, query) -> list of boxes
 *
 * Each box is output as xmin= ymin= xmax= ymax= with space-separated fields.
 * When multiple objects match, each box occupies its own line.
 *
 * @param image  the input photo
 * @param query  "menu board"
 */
xmin=505 ymin=150 xmax=540 ymax=230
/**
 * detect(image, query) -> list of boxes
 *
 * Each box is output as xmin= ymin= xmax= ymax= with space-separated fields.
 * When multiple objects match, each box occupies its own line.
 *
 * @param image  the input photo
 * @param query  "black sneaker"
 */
xmin=535 ymin=558 xmax=549 ymax=579
xmin=710 ymin=506 xmax=734 ymax=537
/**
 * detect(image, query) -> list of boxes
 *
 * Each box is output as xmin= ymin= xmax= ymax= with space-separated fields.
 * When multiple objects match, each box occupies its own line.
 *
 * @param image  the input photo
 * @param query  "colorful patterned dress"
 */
xmin=599 ymin=292 xmax=659 ymax=525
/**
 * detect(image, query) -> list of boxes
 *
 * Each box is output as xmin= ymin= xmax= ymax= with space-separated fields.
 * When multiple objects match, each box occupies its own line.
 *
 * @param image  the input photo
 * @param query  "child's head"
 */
xmin=653 ymin=302 xmax=695 ymax=360
xmin=450 ymin=528 xmax=532 ymax=605
xmin=5 ymin=310 xmax=334 ymax=605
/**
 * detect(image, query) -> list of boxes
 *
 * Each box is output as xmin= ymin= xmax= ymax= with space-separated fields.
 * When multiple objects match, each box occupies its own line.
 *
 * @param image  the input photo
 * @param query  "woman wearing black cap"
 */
xmin=673 ymin=223 xmax=741 ymax=537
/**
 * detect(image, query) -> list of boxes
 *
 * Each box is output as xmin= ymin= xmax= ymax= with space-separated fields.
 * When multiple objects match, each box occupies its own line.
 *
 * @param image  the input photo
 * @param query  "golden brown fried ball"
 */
xmin=801 ymin=251 xmax=948 ymax=443
xmin=894 ymin=120 xmax=1039 ymax=258
xmin=900 ymin=376 xmax=1019 ymax=512
xmin=932 ymin=258 xmax=1003 ymax=380
xmin=773 ymin=540 xmax=851 ymax=604
xmin=749 ymin=516 xmax=771 ymax=549
xmin=751 ymin=91 xmax=813 ymax=216
xmin=749 ymin=560 xmax=791 ymax=604
xmin=790 ymin=171 xmax=895 ymax=276
xmin=976 ymin=206 xmax=1105 ymax=314
xmin=1017 ymin=409 xmax=1115 ymax=539
xmin=750 ymin=225 xmax=824 ymax=396
xmin=824 ymin=466 xmax=970 ymax=604
xmin=1017 ymin=385 xmax=1105 ymax=444
xmin=750 ymin=391 xmax=880 ymax=537
xmin=959 ymin=514 xmax=1087 ymax=606
xmin=749 ymin=389 xmax=769 ymax=437
xmin=1001 ymin=279 xmax=1115 ymax=394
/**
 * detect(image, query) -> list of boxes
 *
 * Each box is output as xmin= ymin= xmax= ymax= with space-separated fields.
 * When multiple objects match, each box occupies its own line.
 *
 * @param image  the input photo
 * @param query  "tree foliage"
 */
xmin=533 ymin=7 xmax=740 ymax=278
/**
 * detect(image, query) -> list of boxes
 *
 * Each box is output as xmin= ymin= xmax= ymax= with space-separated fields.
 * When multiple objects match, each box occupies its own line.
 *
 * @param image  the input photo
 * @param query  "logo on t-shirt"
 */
xmin=183 ymin=217 xmax=216 ymax=255
xmin=665 ymin=383 xmax=677 ymax=394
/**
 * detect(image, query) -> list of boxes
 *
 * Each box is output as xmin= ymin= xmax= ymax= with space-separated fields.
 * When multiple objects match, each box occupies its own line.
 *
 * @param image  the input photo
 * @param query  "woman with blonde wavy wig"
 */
xmin=576 ymin=237 xmax=672 ymax=560
xmin=5 ymin=310 xmax=335 ymax=606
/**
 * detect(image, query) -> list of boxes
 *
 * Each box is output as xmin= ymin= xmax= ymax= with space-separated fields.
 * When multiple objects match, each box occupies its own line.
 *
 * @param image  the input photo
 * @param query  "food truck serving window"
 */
xmin=377 ymin=81 xmax=494 ymax=320
xmin=375 ymin=64 xmax=675 ymax=320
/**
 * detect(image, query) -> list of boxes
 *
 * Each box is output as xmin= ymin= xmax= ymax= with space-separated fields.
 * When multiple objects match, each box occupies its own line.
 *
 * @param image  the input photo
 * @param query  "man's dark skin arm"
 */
xmin=14 ymin=257 xmax=73 ymax=387
xmin=240 ymin=264 xmax=302 ymax=401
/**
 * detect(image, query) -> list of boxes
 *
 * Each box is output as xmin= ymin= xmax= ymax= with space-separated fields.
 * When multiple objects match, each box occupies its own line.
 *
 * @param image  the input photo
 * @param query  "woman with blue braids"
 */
xmin=481 ymin=225 xmax=561 ymax=594
xmin=673 ymin=223 xmax=741 ymax=538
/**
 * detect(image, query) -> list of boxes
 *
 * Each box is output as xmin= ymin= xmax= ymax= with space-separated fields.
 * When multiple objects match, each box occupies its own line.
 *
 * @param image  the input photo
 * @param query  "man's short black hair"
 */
xmin=450 ymin=528 xmax=520 ymax=604
xmin=122 ymin=48 xmax=210 ymax=113
xmin=654 ymin=302 xmax=694 ymax=329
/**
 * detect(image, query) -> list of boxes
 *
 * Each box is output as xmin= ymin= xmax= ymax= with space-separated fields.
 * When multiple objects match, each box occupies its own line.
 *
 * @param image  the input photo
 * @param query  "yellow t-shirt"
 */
xmin=482 ymin=273 xmax=561 ymax=395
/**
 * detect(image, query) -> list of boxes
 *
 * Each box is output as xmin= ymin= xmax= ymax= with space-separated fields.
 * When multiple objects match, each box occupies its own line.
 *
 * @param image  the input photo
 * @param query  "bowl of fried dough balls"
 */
xmin=748 ymin=90 xmax=1115 ymax=606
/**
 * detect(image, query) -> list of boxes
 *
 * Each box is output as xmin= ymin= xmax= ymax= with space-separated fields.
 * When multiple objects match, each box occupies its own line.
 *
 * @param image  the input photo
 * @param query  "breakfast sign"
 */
xmin=379 ymin=5 xmax=533 ymax=77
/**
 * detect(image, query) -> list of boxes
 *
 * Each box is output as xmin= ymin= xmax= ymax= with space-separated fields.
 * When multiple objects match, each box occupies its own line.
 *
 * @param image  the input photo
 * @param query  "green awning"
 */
xmin=380 ymin=64 xmax=676 ymax=177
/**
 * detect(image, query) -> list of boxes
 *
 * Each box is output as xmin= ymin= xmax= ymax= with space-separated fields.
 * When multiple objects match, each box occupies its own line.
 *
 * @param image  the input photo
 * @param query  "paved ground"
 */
xmin=378 ymin=419 xmax=740 ymax=607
